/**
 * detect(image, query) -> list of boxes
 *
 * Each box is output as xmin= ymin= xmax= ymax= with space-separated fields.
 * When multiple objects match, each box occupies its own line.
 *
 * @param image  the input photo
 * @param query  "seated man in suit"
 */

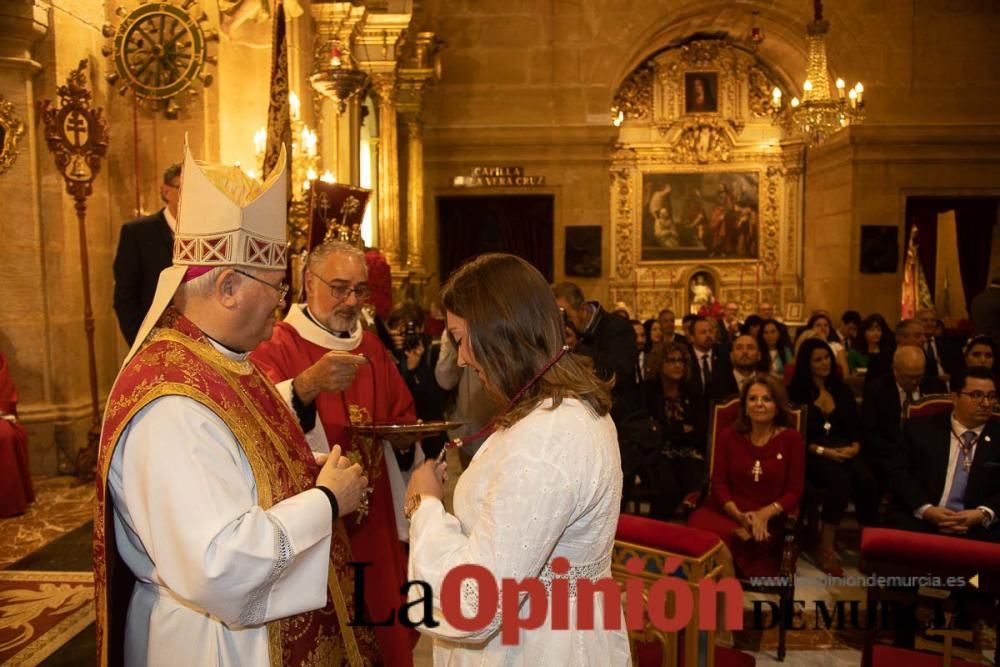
xmin=113 ymin=163 xmax=181 ymax=345
xmin=862 ymin=346 xmax=947 ymax=480
xmin=728 ymin=334 xmax=760 ymax=397
xmin=887 ymin=366 xmax=1000 ymax=541
xmin=916 ymin=308 xmax=962 ymax=379
xmin=657 ymin=308 xmax=684 ymax=344
xmin=686 ymin=316 xmax=736 ymax=433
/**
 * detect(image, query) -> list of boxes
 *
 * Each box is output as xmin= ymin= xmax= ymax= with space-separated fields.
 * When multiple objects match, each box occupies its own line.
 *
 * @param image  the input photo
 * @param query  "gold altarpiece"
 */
xmin=609 ymin=40 xmax=805 ymax=321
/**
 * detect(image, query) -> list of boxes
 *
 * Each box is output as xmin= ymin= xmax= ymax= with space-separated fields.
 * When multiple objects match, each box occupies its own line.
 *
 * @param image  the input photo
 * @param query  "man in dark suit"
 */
xmin=552 ymin=282 xmax=640 ymax=421
xmin=861 ymin=346 xmax=947 ymax=480
xmin=971 ymin=273 xmax=1000 ymax=344
xmin=916 ymin=308 xmax=962 ymax=378
xmin=685 ymin=316 xmax=737 ymax=436
xmin=113 ymin=163 xmax=181 ymax=345
xmin=887 ymin=366 xmax=1000 ymax=541
xmin=657 ymin=308 xmax=685 ymax=345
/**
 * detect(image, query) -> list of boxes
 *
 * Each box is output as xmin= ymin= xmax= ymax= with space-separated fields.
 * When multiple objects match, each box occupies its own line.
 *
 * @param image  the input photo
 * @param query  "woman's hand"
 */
xmin=405 ymin=459 xmax=447 ymax=502
xmin=744 ymin=509 xmax=772 ymax=542
xmin=825 ymin=447 xmax=851 ymax=462
xmin=839 ymin=442 xmax=861 ymax=459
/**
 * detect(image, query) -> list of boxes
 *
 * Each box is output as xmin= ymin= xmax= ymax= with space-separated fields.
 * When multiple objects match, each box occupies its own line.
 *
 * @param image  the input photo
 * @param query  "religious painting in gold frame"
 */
xmin=0 ymin=95 xmax=25 ymax=176
xmin=640 ymin=170 xmax=760 ymax=262
xmin=684 ymin=71 xmax=718 ymax=114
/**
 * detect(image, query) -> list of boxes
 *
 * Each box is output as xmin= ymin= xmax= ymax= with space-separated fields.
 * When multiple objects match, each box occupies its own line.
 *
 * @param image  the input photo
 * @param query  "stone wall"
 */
xmin=418 ymin=0 xmax=1000 ymax=316
xmin=0 ymin=0 xmax=218 ymax=473
xmin=3 ymin=0 xmax=1000 ymax=472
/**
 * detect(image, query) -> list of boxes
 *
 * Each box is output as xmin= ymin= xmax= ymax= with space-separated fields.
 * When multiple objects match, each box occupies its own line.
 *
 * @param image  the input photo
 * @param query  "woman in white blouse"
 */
xmin=404 ymin=253 xmax=631 ymax=666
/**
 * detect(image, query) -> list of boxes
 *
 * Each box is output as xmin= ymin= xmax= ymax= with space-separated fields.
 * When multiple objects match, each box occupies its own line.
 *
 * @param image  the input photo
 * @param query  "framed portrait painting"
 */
xmin=685 ymin=72 xmax=718 ymax=113
xmin=640 ymin=171 xmax=760 ymax=262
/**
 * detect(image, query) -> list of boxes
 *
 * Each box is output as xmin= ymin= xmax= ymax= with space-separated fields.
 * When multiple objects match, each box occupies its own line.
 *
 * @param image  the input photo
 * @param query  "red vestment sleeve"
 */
xmin=251 ymin=324 xmax=301 ymax=384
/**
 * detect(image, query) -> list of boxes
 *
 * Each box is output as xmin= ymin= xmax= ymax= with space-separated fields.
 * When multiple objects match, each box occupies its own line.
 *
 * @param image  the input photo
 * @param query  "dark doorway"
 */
xmin=437 ymin=195 xmax=554 ymax=283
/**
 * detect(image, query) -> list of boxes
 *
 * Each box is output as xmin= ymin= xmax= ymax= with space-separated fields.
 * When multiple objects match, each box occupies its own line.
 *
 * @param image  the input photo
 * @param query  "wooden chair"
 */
xmin=863 ymin=395 xmax=1000 ymax=665
xmin=683 ymin=395 xmax=807 ymax=661
xmin=861 ymin=527 xmax=1000 ymax=666
xmin=613 ymin=514 xmax=755 ymax=667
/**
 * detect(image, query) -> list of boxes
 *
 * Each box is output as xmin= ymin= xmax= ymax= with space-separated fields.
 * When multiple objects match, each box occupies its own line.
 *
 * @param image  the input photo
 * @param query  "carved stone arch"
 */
xmin=606 ymin=1 xmax=815 ymax=104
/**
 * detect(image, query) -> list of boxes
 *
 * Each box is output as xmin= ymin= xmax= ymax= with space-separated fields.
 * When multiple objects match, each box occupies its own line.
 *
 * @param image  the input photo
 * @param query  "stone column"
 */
xmin=0 ymin=1 xmax=56 ymax=472
xmin=405 ymin=115 xmax=425 ymax=273
xmin=367 ymin=135 xmax=380 ymax=247
xmin=371 ymin=73 xmax=400 ymax=266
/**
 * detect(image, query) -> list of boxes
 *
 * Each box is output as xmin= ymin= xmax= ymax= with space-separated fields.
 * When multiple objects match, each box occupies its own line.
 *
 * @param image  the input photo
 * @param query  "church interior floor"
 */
xmin=1 ymin=472 xmax=994 ymax=666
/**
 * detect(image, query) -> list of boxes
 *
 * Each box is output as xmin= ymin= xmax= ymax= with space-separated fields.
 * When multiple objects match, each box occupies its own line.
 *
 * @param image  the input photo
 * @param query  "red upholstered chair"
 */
xmin=682 ymin=397 xmax=806 ymax=662
xmin=682 ymin=397 xmax=742 ymax=512
xmin=871 ymin=643 xmax=985 ymax=667
xmin=614 ymin=514 xmax=755 ymax=667
xmin=860 ymin=528 xmax=1000 ymax=666
xmin=905 ymin=394 xmax=954 ymax=420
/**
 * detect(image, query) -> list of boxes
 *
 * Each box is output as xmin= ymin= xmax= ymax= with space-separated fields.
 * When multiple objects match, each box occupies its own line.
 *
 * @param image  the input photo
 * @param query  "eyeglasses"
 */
xmin=311 ymin=272 xmax=370 ymax=302
xmin=233 ymin=268 xmax=289 ymax=301
xmin=959 ymin=391 xmax=998 ymax=404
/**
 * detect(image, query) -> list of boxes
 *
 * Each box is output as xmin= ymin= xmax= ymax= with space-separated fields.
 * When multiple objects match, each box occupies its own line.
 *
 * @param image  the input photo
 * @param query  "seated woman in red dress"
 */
xmin=687 ymin=375 xmax=805 ymax=577
xmin=0 ymin=351 xmax=33 ymax=517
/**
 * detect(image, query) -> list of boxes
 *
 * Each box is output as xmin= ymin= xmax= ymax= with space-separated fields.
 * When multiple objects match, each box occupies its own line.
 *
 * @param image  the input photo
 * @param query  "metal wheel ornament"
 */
xmin=103 ymin=1 xmax=218 ymax=119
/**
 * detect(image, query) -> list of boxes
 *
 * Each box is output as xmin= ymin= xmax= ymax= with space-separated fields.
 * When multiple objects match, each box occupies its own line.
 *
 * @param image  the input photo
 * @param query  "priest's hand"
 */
xmin=317 ymin=445 xmax=368 ymax=517
xmin=295 ymin=352 xmax=368 ymax=404
xmin=406 ymin=459 xmax=447 ymax=502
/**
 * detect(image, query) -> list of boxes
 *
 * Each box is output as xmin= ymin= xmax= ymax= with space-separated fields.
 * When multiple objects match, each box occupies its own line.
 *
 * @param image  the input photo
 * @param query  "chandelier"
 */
xmin=770 ymin=0 xmax=864 ymax=145
xmin=310 ymin=36 xmax=368 ymax=114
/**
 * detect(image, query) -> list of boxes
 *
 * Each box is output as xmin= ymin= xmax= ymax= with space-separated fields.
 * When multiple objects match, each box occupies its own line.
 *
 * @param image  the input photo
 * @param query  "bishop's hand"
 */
xmin=294 ymin=351 xmax=368 ymax=403
xmin=317 ymin=445 xmax=368 ymax=516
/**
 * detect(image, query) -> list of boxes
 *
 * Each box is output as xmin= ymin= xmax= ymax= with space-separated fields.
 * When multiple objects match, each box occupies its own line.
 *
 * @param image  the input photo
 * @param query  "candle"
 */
xmin=253 ymin=128 xmax=267 ymax=157
xmin=289 ymin=92 xmax=300 ymax=121
xmin=756 ymin=264 xmax=761 ymax=302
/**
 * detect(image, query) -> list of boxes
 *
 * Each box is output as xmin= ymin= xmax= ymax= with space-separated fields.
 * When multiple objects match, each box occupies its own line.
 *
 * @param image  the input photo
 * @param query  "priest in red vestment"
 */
xmin=253 ymin=231 xmax=420 ymax=666
xmin=0 ymin=351 xmax=33 ymax=517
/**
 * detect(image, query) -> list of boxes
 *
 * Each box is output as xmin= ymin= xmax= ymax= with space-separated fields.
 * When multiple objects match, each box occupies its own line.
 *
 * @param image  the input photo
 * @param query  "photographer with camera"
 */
xmin=387 ymin=301 xmax=448 ymax=459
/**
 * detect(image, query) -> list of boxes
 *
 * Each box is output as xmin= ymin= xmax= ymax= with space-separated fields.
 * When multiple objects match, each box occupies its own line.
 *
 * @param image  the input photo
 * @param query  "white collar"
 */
xmin=951 ymin=415 xmax=986 ymax=438
xmin=284 ymin=303 xmax=363 ymax=351
xmin=206 ymin=337 xmax=249 ymax=361
xmin=163 ymin=206 xmax=177 ymax=233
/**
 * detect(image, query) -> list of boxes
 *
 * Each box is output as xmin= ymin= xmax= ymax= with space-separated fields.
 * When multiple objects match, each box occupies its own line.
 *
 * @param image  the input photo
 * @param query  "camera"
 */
xmin=403 ymin=320 xmax=422 ymax=352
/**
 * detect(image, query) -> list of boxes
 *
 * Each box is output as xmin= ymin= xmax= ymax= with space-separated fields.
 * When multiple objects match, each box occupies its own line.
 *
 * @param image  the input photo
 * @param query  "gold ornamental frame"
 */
xmin=609 ymin=38 xmax=806 ymax=320
xmin=0 ymin=95 xmax=25 ymax=175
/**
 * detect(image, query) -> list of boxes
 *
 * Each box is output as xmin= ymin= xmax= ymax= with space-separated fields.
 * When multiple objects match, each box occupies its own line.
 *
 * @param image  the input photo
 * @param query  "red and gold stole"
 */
xmin=94 ymin=309 xmax=379 ymax=667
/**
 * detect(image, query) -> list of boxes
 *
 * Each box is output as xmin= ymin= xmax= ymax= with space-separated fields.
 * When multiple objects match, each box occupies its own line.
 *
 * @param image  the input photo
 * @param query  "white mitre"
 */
xmin=123 ymin=139 xmax=288 ymax=365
